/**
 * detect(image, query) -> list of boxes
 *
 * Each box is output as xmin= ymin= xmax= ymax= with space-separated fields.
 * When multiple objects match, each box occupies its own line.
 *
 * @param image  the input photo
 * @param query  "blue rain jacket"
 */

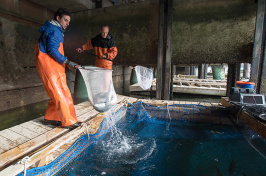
xmin=38 ymin=20 xmax=67 ymax=64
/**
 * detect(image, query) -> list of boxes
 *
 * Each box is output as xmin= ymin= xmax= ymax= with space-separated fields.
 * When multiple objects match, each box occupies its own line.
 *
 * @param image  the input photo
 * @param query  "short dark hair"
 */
xmin=54 ymin=8 xmax=71 ymax=20
xmin=101 ymin=25 xmax=109 ymax=30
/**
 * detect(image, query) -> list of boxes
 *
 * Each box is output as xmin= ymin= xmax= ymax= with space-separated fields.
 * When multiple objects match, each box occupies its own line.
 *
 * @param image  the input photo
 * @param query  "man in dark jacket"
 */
xmin=76 ymin=25 xmax=118 ymax=69
xmin=35 ymin=8 xmax=81 ymax=129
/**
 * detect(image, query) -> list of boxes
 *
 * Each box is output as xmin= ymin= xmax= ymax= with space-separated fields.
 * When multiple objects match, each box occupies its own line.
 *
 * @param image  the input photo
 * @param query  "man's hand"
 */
xmin=76 ymin=48 xmax=83 ymax=53
xmin=65 ymin=59 xmax=79 ymax=69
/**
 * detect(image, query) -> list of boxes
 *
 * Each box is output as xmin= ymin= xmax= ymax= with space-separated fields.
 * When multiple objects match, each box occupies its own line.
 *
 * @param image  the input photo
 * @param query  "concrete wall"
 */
xmin=0 ymin=0 xmax=259 ymax=111
xmin=0 ymin=0 xmax=55 ymax=111
xmin=64 ymin=0 xmax=159 ymax=67
xmin=172 ymin=0 xmax=257 ymax=65
xmin=112 ymin=65 xmax=132 ymax=95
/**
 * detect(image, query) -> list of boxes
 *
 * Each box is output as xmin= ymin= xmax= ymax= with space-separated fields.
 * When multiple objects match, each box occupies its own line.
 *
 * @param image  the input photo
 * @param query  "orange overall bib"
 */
xmin=35 ymin=43 xmax=77 ymax=127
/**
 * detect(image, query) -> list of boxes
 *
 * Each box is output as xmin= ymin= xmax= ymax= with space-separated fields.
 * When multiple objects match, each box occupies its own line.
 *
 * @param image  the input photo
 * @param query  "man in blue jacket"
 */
xmin=35 ymin=8 xmax=81 ymax=129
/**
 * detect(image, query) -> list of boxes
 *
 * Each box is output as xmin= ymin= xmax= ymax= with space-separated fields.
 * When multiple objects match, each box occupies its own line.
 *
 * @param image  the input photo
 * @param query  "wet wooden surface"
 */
xmin=221 ymin=97 xmax=266 ymax=139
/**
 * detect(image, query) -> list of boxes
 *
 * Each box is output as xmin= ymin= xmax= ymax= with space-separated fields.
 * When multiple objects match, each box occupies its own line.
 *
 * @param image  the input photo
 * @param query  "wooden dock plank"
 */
xmin=0 ymin=127 xmax=69 ymax=169
xmin=19 ymin=122 xmax=50 ymax=134
xmin=0 ymin=149 xmax=4 ymax=155
xmin=77 ymin=109 xmax=98 ymax=122
xmin=0 ymin=129 xmax=29 ymax=145
xmin=9 ymin=125 xmax=41 ymax=139
xmin=29 ymin=121 xmax=53 ymax=131
xmin=75 ymin=105 xmax=94 ymax=117
xmin=0 ymin=136 xmax=17 ymax=151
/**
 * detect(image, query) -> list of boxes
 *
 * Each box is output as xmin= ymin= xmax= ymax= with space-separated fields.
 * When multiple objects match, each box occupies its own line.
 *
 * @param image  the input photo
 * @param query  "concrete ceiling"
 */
xmin=29 ymin=0 xmax=95 ymax=13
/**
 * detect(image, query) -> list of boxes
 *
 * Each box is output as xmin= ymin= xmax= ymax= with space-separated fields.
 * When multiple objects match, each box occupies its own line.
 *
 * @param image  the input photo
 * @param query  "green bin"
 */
xmin=211 ymin=65 xmax=225 ymax=80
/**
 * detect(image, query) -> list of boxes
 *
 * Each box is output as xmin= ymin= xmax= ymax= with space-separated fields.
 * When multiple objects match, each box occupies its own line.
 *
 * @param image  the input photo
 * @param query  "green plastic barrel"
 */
xmin=73 ymin=69 xmax=88 ymax=99
xmin=211 ymin=65 xmax=225 ymax=80
xmin=153 ymin=66 xmax=157 ymax=78
xmin=130 ymin=69 xmax=138 ymax=85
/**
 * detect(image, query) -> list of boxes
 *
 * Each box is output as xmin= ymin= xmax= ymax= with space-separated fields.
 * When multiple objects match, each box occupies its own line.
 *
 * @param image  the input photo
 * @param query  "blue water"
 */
xmin=57 ymin=118 xmax=266 ymax=176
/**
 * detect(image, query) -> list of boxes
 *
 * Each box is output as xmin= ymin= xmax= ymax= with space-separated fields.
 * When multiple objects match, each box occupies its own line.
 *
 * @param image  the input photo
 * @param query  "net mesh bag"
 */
xmin=135 ymin=66 xmax=153 ymax=90
xmin=79 ymin=66 xmax=117 ymax=112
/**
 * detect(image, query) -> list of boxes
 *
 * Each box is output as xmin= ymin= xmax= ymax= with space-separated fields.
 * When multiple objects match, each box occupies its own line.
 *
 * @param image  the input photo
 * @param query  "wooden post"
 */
xmin=156 ymin=0 xmax=173 ymax=100
xmin=260 ymin=35 xmax=266 ymax=94
xmin=235 ymin=63 xmax=241 ymax=82
xmin=156 ymin=0 xmax=164 ymax=100
xmin=250 ymin=0 xmax=266 ymax=93
xmin=198 ymin=64 xmax=204 ymax=79
xmin=170 ymin=64 xmax=175 ymax=99
xmin=226 ymin=64 xmax=236 ymax=97
xmin=204 ymin=64 xmax=208 ymax=79
xmin=185 ymin=66 xmax=190 ymax=75
xmin=163 ymin=0 xmax=173 ymax=100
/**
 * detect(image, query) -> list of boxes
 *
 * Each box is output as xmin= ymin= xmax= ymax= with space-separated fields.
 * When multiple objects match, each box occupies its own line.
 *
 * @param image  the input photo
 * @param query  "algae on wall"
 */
xmin=0 ymin=18 xmax=41 ymax=91
xmin=172 ymin=0 xmax=257 ymax=65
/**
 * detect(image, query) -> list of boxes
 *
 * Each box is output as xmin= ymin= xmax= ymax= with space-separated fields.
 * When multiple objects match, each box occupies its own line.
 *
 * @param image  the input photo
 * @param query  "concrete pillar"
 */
xmin=185 ymin=67 xmax=190 ymax=75
xmin=243 ymin=63 xmax=250 ymax=79
xmin=172 ymin=65 xmax=176 ymax=78
xmin=204 ymin=64 xmax=208 ymax=79
xmin=198 ymin=64 xmax=204 ymax=79
xmin=190 ymin=66 xmax=195 ymax=75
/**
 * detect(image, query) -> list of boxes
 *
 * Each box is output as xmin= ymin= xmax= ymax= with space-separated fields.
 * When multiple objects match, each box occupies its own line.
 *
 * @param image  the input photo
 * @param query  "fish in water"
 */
xmin=229 ymin=159 xmax=237 ymax=176
xmin=215 ymin=165 xmax=223 ymax=176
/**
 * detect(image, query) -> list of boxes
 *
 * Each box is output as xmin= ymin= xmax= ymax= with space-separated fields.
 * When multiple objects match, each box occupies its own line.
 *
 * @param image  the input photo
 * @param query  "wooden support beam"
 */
xmin=163 ymin=0 xmax=173 ymax=100
xmin=156 ymin=0 xmax=164 ymax=100
xmin=226 ymin=64 xmax=236 ymax=97
xmin=250 ymin=0 xmax=266 ymax=93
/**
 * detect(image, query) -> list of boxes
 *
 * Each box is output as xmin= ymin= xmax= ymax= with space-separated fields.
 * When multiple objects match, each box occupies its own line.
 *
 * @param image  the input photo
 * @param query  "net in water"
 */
xmin=79 ymin=66 xmax=117 ymax=112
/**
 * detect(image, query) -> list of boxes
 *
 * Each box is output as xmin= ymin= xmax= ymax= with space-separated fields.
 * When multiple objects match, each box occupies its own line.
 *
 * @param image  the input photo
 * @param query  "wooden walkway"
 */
xmin=0 ymin=95 xmax=136 ymax=173
xmin=130 ymin=78 xmax=226 ymax=96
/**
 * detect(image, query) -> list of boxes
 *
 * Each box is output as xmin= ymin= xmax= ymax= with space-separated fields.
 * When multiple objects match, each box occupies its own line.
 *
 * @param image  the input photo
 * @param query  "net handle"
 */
xmin=81 ymin=51 xmax=134 ymax=69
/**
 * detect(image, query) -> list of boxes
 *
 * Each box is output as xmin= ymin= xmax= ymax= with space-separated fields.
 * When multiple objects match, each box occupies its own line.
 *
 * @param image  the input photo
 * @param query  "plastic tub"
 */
xmin=236 ymin=81 xmax=255 ymax=89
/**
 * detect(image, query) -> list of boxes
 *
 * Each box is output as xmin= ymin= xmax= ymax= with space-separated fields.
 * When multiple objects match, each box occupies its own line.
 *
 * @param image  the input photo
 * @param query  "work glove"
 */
xmin=101 ymin=53 xmax=108 ymax=59
xmin=65 ymin=59 xmax=79 ymax=69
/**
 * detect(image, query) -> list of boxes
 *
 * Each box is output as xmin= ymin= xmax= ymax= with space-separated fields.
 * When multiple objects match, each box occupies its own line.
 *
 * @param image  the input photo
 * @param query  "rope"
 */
xmin=166 ymin=102 xmax=171 ymax=131
xmin=236 ymin=106 xmax=245 ymax=123
xmin=82 ymin=123 xmax=90 ymax=140
xmin=18 ymin=156 xmax=31 ymax=176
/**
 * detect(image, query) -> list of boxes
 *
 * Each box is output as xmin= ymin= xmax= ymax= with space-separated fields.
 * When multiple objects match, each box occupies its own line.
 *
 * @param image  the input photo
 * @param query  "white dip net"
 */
xmin=79 ymin=66 xmax=117 ymax=112
xmin=135 ymin=66 xmax=153 ymax=90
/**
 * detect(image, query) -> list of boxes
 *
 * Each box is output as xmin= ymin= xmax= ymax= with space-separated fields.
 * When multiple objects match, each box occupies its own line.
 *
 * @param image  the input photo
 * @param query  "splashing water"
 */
xmin=99 ymin=113 xmax=156 ymax=163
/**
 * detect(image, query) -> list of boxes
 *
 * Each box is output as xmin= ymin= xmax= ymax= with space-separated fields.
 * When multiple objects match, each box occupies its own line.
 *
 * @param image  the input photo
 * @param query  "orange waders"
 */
xmin=35 ymin=43 xmax=77 ymax=127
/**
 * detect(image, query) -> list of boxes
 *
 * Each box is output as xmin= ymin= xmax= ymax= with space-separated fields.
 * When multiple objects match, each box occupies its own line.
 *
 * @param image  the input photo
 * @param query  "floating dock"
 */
xmin=130 ymin=78 xmax=226 ymax=96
